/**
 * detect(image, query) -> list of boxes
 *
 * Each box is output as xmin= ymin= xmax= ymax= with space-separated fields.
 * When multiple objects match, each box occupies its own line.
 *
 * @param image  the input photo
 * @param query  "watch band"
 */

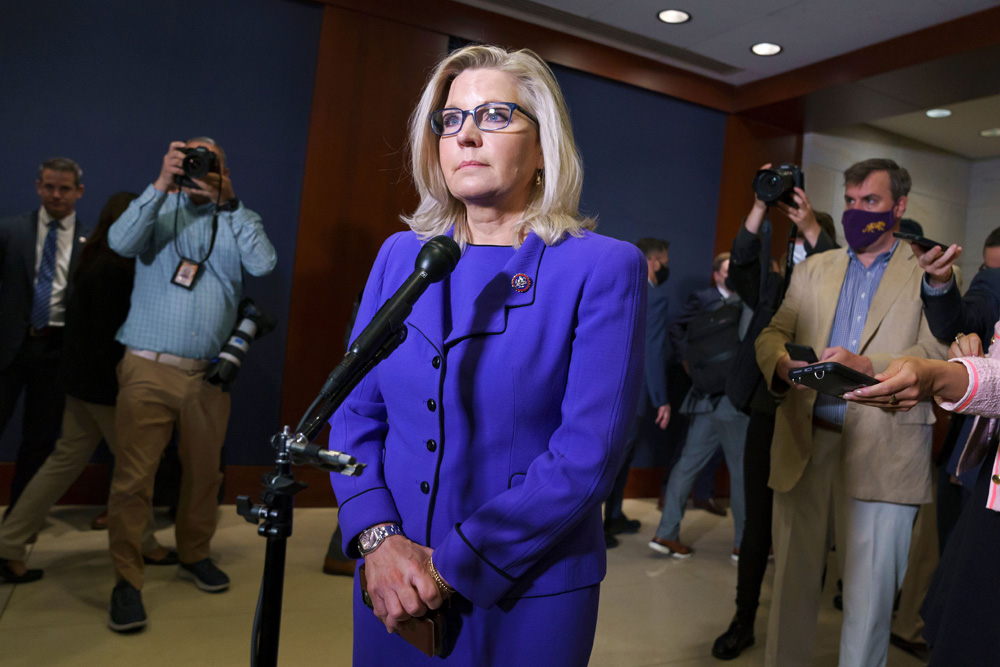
xmin=357 ymin=524 xmax=404 ymax=556
xmin=216 ymin=197 xmax=240 ymax=213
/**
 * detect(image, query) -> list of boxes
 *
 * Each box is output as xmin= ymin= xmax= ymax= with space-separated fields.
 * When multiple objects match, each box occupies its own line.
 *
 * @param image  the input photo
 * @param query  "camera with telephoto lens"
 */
xmin=752 ymin=164 xmax=804 ymax=207
xmin=175 ymin=146 xmax=220 ymax=188
xmin=204 ymin=298 xmax=277 ymax=389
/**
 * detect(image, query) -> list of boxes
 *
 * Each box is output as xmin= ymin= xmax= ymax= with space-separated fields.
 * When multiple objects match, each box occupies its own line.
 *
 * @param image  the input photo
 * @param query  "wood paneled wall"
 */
xmin=715 ymin=115 xmax=803 ymax=258
xmin=277 ymin=6 xmax=448 ymax=505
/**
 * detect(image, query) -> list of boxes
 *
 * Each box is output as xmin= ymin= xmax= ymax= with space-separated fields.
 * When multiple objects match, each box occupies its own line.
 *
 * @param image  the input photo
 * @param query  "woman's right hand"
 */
xmin=949 ymin=333 xmax=982 ymax=360
xmin=363 ymin=536 xmax=446 ymax=633
xmin=845 ymin=356 xmax=971 ymax=409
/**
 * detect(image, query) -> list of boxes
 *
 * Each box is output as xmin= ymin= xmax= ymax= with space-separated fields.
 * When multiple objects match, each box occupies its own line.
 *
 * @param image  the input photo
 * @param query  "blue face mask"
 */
xmin=841 ymin=206 xmax=895 ymax=249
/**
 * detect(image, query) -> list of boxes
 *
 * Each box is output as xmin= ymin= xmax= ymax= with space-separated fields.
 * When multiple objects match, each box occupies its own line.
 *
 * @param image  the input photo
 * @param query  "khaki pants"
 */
xmin=766 ymin=426 xmax=918 ymax=667
xmin=108 ymin=353 xmax=229 ymax=589
xmin=0 ymin=396 xmax=160 ymax=561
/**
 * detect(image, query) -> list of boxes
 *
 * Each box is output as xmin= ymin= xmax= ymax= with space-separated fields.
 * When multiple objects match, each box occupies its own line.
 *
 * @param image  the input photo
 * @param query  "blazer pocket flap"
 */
xmin=896 ymin=403 xmax=936 ymax=425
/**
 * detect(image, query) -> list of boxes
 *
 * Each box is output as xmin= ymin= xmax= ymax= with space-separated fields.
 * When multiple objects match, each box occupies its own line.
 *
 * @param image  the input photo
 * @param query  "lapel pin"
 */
xmin=511 ymin=273 xmax=531 ymax=293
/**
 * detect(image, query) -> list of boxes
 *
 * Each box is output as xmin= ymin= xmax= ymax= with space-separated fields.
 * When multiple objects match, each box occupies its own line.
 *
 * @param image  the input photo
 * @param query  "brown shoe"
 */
xmin=693 ymin=499 xmax=727 ymax=517
xmin=648 ymin=537 xmax=693 ymax=558
xmin=323 ymin=557 xmax=357 ymax=577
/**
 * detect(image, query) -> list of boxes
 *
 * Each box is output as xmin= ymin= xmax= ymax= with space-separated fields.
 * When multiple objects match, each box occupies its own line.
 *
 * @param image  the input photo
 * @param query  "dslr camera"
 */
xmin=204 ymin=298 xmax=277 ymax=389
xmin=175 ymin=146 xmax=220 ymax=188
xmin=752 ymin=164 xmax=804 ymax=207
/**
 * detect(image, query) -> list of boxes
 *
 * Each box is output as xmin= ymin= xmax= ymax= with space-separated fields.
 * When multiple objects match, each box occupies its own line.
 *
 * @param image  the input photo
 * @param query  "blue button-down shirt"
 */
xmin=814 ymin=241 xmax=899 ymax=425
xmin=109 ymin=184 xmax=277 ymax=359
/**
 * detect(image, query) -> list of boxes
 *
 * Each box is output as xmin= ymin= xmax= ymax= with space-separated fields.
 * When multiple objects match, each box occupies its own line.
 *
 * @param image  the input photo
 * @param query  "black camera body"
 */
xmin=175 ymin=146 xmax=220 ymax=189
xmin=204 ymin=298 xmax=277 ymax=389
xmin=752 ymin=164 xmax=804 ymax=207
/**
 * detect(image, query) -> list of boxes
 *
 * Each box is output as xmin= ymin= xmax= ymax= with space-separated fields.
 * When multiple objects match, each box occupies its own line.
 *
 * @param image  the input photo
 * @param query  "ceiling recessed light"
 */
xmin=751 ymin=42 xmax=782 ymax=56
xmin=657 ymin=10 xmax=691 ymax=24
xmin=981 ymin=128 xmax=1000 ymax=137
xmin=925 ymin=109 xmax=952 ymax=118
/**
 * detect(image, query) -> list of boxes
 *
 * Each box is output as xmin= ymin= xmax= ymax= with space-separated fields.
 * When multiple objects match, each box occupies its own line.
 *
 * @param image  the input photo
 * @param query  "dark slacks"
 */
xmin=0 ymin=333 xmax=65 ymax=515
xmin=734 ymin=407 xmax=774 ymax=621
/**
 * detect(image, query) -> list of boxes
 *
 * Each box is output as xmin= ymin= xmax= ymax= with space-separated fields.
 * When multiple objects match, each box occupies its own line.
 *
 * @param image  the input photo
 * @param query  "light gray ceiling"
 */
xmin=457 ymin=0 xmax=1000 ymax=159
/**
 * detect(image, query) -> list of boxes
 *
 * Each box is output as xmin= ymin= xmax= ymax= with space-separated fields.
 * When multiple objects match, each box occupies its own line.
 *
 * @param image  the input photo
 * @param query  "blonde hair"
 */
xmin=403 ymin=44 xmax=594 ymax=249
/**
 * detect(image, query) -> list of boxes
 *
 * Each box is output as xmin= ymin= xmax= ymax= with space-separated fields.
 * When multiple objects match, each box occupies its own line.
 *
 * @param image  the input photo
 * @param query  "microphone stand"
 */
xmin=237 ymin=329 xmax=406 ymax=667
xmin=237 ymin=234 xmax=459 ymax=666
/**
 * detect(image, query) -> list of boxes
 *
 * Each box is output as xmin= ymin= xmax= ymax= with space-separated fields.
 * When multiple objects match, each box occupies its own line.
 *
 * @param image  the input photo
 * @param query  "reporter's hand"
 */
xmin=949 ymin=333 xmax=983 ymax=360
xmin=912 ymin=243 xmax=962 ymax=287
xmin=845 ymin=356 xmax=970 ymax=410
xmin=363 ymin=535 xmax=445 ymax=633
xmin=153 ymin=141 xmax=186 ymax=193
xmin=186 ymin=172 xmax=236 ymax=204
xmin=744 ymin=163 xmax=771 ymax=235
xmin=775 ymin=353 xmax=810 ymax=390
xmin=654 ymin=404 xmax=670 ymax=430
xmin=843 ymin=357 xmax=934 ymax=410
xmin=778 ymin=187 xmax=820 ymax=241
xmin=821 ymin=346 xmax=874 ymax=376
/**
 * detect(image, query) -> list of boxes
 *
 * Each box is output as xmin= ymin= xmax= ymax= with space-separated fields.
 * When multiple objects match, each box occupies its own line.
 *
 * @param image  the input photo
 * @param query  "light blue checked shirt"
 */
xmin=814 ymin=240 xmax=900 ymax=425
xmin=109 ymin=184 xmax=276 ymax=359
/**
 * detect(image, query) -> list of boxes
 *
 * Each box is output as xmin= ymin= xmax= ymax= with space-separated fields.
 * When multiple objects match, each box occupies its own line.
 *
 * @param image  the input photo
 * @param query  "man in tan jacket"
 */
xmin=755 ymin=159 xmax=947 ymax=667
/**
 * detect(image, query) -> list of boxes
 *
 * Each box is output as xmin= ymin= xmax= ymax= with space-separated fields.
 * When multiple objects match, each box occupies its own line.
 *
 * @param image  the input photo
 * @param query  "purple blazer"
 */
xmin=330 ymin=229 xmax=646 ymax=609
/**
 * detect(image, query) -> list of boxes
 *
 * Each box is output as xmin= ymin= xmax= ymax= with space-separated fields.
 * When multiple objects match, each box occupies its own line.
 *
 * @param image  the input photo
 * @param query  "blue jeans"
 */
xmin=654 ymin=395 xmax=748 ymax=547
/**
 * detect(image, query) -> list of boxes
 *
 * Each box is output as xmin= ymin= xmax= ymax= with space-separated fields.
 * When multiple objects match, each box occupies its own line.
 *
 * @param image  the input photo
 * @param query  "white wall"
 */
xmin=802 ymin=126 xmax=978 ymax=280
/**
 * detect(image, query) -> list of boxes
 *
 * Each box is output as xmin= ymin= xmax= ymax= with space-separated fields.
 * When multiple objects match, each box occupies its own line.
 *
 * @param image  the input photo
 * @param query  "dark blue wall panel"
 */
xmin=0 ymin=0 xmax=322 ymax=465
xmin=554 ymin=65 xmax=727 ymax=467
xmin=555 ymin=64 xmax=726 ymax=311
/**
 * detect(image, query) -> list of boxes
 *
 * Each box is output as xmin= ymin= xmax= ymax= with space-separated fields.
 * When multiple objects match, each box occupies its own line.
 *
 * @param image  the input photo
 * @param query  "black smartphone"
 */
xmin=892 ymin=232 xmax=950 ymax=252
xmin=785 ymin=342 xmax=818 ymax=364
xmin=788 ymin=362 xmax=878 ymax=397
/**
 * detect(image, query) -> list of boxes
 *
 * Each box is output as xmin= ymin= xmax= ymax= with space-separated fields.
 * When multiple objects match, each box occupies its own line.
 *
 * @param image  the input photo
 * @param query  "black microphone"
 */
xmin=317 ymin=235 xmax=461 ymax=399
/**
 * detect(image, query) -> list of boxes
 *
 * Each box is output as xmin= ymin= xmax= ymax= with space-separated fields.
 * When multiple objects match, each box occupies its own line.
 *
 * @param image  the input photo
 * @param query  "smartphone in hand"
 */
xmin=892 ymin=232 xmax=950 ymax=253
xmin=785 ymin=342 xmax=818 ymax=364
xmin=788 ymin=362 xmax=878 ymax=397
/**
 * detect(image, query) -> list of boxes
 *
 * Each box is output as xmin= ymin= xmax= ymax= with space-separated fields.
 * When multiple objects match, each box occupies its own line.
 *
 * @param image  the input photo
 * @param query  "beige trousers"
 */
xmin=0 ymin=396 xmax=160 ymax=561
xmin=766 ymin=426 xmax=918 ymax=667
xmin=108 ymin=353 xmax=229 ymax=589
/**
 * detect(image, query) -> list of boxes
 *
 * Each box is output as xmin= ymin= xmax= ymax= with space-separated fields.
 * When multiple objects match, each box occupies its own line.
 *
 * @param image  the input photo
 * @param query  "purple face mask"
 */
xmin=841 ymin=206 xmax=896 ymax=250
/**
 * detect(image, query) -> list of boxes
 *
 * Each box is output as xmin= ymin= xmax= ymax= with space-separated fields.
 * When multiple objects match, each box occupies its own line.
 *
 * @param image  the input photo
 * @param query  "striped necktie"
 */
xmin=30 ymin=220 xmax=60 ymax=329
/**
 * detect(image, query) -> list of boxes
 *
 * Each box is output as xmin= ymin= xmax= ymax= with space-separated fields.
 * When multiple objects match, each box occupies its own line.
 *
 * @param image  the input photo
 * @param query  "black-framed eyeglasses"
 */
xmin=430 ymin=102 xmax=538 ymax=136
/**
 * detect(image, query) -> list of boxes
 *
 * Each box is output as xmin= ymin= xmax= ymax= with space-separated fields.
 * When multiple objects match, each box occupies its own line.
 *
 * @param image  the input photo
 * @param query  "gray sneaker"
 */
xmin=108 ymin=581 xmax=147 ymax=633
xmin=178 ymin=558 xmax=230 ymax=592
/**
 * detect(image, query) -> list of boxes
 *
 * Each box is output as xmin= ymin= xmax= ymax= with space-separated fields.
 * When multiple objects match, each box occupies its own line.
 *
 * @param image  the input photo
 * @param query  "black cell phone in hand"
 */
xmin=892 ymin=232 xmax=950 ymax=252
xmin=785 ymin=342 xmax=818 ymax=364
xmin=788 ymin=362 xmax=879 ymax=397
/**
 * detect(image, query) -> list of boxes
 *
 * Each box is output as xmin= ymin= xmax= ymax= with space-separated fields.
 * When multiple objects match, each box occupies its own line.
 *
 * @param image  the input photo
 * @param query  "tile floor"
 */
xmin=0 ymin=499 xmax=925 ymax=666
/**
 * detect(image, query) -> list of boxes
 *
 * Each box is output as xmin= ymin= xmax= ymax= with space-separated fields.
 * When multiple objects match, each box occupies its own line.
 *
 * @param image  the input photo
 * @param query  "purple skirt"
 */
xmin=350 ymin=578 xmax=600 ymax=666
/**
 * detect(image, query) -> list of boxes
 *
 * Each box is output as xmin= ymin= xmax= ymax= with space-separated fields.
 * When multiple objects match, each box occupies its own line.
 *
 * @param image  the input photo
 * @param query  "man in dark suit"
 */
xmin=916 ymin=225 xmax=1000 ymax=344
xmin=649 ymin=252 xmax=750 ymax=557
xmin=603 ymin=238 xmax=671 ymax=547
xmin=0 ymin=157 xmax=87 ymax=516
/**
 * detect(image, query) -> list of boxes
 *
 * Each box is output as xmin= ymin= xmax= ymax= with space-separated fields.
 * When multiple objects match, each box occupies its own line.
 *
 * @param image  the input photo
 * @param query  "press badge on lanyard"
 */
xmin=171 ymin=200 xmax=219 ymax=291
xmin=171 ymin=258 xmax=204 ymax=290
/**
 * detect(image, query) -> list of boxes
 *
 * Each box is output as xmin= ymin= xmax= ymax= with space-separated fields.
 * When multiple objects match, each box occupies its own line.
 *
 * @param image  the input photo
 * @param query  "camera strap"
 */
xmin=170 ymin=191 xmax=220 ymax=290
xmin=759 ymin=215 xmax=772 ymax=301
xmin=782 ymin=221 xmax=797 ymax=296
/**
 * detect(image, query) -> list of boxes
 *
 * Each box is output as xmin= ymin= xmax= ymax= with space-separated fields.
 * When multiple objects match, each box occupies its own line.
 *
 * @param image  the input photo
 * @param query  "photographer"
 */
xmin=712 ymin=165 xmax=837 ymax=660
xmin=105 ymin=138 xmax=276 ymax=632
